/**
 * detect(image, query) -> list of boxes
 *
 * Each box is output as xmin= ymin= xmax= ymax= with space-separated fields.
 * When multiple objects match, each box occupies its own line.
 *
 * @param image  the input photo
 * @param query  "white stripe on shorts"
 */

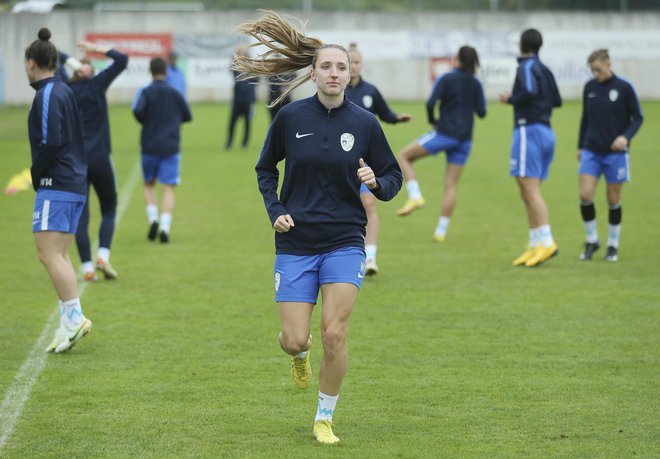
xmin=41 ymin=200 xmax=50 ymax=231
xmin=625 ymin=153 xmax=631 ymax=181
xmin=519 ymin=126 xmax=527 ymax=177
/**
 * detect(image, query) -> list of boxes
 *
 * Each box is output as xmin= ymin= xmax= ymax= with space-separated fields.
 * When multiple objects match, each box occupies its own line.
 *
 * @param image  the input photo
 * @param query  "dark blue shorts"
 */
xmin=32 ymin=190 xmax=86 ymax=233
xmin=273 ymin=247 xmax=366 ymax=303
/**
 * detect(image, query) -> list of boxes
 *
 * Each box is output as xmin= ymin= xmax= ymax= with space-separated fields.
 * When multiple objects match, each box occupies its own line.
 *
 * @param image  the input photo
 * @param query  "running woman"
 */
xmin=396 ymin=45 xmax=486 ymax=243
xmin=62 ymin=41 xmax=128 ymax=281
xmin=132 ymin=57 xmax=192 ymax=243
xmin=25 ymin=28 xmax=93 ymax=353
xmin=345 ymin=42 xmax=412 ymax=275
xmin=233 ymin=11 xmax=402 ymax=444
xmin=577 ymin=49 xmax=643 ymax=262
xmin=499 ymin=28 xmax=562 ymax=267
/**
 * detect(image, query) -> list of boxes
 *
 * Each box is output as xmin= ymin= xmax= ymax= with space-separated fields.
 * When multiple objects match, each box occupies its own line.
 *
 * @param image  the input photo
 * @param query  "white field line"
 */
xmin=0 ymin=160 xmax=141 ymax=452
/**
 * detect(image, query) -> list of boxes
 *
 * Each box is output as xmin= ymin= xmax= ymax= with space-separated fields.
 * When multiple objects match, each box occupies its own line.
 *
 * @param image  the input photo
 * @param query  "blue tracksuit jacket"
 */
xmin=507 ymin=55 xmax=562 ymax=127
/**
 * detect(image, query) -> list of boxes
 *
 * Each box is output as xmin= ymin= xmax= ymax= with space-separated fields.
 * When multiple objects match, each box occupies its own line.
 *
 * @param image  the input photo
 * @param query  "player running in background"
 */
xmin=132 ymin=57 xmax=192 ymax=243
xmin=345 ymin=42 xmax=412 ymax=275
xmin=233 ymin=10 xmax=402 ymax=445
xmin=24 ymin=28 xmax=93 ymax=353
xmin=499 ymin=28 xmax=562 ymax=268
xmin=61 ymin=41 xmax=128 ymax=281
xmin=577 ymin=49 xmax=643 ymax=262
xmin=396 ymin=46 xmax=486 ymax=243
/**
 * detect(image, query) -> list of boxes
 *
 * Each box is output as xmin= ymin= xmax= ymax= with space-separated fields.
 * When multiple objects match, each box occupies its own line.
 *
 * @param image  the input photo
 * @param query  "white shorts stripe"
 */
xmin=40 ymin=200 xmax=50 ymax=231
xmin=625 ymin=153 xmax=631 ymax=181
xmin=519 ymin=126 xmax=527 ymax=178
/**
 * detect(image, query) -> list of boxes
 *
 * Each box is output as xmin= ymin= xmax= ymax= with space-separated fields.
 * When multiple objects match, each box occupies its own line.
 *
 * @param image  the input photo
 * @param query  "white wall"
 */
xmin=2 ymin=10 xmax=660 ymax=105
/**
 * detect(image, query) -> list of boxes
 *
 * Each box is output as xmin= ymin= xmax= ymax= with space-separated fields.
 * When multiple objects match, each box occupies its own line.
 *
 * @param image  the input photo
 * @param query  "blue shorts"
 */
xmin=509 ymin=124 xmax=555 ymax=179
xmin=274 ymin=247 xmax=366 ymax=303
xmin=417 ymin=131 xmax=471 ymax=165
xmin=141 ymin=153 xmax=181 ymax=185
xmin=32 ymin=190 xmax=86 ymax=233
xmin=579 ymin=150 xmax=630 ymax=184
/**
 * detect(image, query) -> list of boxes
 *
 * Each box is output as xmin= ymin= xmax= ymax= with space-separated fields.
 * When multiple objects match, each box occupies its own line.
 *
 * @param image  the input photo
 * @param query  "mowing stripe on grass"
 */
xmin=0 ymin=160 xmax=141 ymax=452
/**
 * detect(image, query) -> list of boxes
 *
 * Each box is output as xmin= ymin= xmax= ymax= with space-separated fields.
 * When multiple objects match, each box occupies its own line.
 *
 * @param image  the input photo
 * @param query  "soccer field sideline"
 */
xmin=0 ymin=160 xmax=141 ymax=452
xmin=0 ymin=101 xmax=658 ymax=457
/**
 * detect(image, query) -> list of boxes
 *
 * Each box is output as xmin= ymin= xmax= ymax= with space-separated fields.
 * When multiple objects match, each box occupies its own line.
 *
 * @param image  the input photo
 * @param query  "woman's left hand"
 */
xmin=357 ymin=158 xmax=378 ymax=190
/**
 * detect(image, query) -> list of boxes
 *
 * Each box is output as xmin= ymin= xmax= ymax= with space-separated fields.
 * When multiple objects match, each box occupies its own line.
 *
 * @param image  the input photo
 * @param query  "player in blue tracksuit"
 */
xmin=62 ymin=41 xmax=128 ymax=281
xmin=577 ymin=49 xmax=643 ymax=262
xmin=132 ymin=57 xmax=192 ymax=243
xmin=24 ymin=28 xmax=93 ymax=353
xmin=345 ymin=42 xmax=412 ymax=275
xmin=234 ymin=11 xmax=402 ymax=444
xmin=165 ymin=51 xmax=187 ymax=98
xmin=397 ymin=45 xmax=486 ymax=242
xmin=226 ymin=45 xmax=256 ymax=149
xmin=499 ymin=28 xmax=562 ymax=268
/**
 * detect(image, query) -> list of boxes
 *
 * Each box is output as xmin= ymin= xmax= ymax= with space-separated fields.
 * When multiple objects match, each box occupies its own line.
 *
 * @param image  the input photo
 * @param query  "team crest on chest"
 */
xmin=340 ymin=133 xmax=355 ymax=152
xmin=609 ymin=89 xmax=619 ymax=102
xmin=362 ymin=95 xmax=373 ymax=109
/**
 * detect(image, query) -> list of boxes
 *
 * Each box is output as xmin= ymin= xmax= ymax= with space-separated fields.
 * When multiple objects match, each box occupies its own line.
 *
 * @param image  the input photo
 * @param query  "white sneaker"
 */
xmin=365 ymin=258 xmax=379 ymax=276
xmin=45 ymin=317 xmax=93 ymax=353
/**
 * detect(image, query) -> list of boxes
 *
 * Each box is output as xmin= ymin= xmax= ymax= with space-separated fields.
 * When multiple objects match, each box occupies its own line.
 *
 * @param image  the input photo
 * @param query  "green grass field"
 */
xmin=1 ymin=98 xmax=658 ymax=458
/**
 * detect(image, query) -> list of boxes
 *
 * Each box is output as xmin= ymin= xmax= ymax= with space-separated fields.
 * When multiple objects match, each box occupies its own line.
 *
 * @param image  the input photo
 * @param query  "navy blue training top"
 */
xmin=28 ymin=77 xmax=87 ymax=194
xmin=66 ymin=49 xmax=128 ymax=158
xmin=345 ymin=77 xmax=400 ymax=124
xmin=578 ymin=74 xmax=643 ymax=154
xmin=132 ymin=80 xmax=192 ymax=156
xmin=427 ymin=69 xmax=486 ymax=141
xmin=256 ymin=95 xmax=403 ymax=255
xmin=507 ymin=56 xmax=562 ymax=127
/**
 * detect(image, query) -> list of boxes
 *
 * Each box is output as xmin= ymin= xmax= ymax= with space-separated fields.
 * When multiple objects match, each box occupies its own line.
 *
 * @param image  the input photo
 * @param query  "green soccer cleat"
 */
xmin=96 ymin=258 xmax=118 ymax=280
xmin=313 ymin=420 xmax=340 ymax=444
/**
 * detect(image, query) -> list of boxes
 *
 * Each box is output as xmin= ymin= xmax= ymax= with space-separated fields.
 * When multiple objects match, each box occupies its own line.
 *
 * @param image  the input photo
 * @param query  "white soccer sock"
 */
xmin=146 ymin=204 xmax=159 ymax=223
xmin=538 ymin=224 xmax=555 ymax=248
xmin=97 ymin=247 xmax=110 ymax=263
xmin=607 ymin=224 xmax=621 ymax=248
xmin=160 ymin=213 xmax=172 ymax=233
xmin=583 ymin=220 xmax=598 ymax=244
xmin=406 ymin=180 xmax=422 ymax=200
xmin=529 ymin=228 xmax=541 ymax=247
xmin=82 ymin=261 xmax=94 ymax=274
xmin=60 ymin=298 xmax=83 ymax=328
xmin=435 ymin=216 xmax=450 ymax=237
xmin=365 ymin=244 xmax=377 ymax=261
xmin=315 ymin=392 xmax=339 ymax=422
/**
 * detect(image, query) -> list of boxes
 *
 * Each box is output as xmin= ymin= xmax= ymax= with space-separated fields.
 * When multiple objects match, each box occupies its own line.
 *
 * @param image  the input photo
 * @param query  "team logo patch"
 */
xmin=609 ymin=89 xmax=619 ymax=102
xmin=274 ymin=272 xmax=281 ymax=292
xmin=617 ymin=167 xmax=626 ymax=180
xmin=340 ymin=133 xmax=355 ymax=152
xmin=362 ymin=95 xmax=373 ymax=109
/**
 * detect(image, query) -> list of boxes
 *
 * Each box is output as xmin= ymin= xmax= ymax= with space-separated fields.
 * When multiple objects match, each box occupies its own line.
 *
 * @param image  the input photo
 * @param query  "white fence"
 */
xmin=2 ymin=10 xmax=660 ymax=105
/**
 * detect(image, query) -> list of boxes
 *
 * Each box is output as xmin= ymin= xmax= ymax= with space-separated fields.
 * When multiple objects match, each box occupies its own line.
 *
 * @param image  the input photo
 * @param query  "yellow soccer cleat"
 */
xmin=397 ymin=197 xmax=426 ymax=216
xmin=45 ymin=317 xmax=93 ymax=353
xmin=513 ymin=245 xmax=537 ymax=266
xmin=96 ymin=258 xmax=118 ymax=280
xmin=433 ymin=233 xmax=446 ymax=243
xmin=291 ymin=349 xmax=312 ymax=389
xmin=525 ymin=243 xmax=559 ymax=267
xmin=313 ymin=420 xmax=340 ymax=444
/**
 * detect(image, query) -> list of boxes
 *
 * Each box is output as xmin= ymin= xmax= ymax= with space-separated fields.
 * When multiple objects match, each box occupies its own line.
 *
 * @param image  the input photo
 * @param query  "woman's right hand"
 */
xmin=273 ymin=214 xmax=295 ymax=233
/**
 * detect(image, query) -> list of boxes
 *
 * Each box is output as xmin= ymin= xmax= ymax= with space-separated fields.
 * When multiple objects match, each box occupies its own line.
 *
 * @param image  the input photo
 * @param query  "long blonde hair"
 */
xmin=231 ymin=10 xmax=348 ymax=107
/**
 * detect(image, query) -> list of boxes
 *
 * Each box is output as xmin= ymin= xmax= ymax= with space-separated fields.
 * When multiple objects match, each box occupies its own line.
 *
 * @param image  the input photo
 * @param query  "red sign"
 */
xmin=85 ymin=33 xmax=173 ymax=57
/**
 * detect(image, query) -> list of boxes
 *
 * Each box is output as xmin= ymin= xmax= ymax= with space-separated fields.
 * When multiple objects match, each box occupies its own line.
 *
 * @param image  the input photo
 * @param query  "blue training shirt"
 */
xmin=66 ymin=49 xmax=128 ymax=158
xmin=256 ymin=94 xmax=403 ymax=255
xmin=166 ymin=65 xmax=186 ymax=98
xmin=507 ymin=55 xmax=562 ymax=127
xmin=345 ymin=77 xmax=400 ymax=124
xmin=28 ymin=77 xmax=87 ymax=194
xmin=578 ymin=74 xmax=643 ymax=154
xmin=132 ymin=80 xmax=192 ymax=156
xmin=427 ymin=69 xmax=486 ymax=141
